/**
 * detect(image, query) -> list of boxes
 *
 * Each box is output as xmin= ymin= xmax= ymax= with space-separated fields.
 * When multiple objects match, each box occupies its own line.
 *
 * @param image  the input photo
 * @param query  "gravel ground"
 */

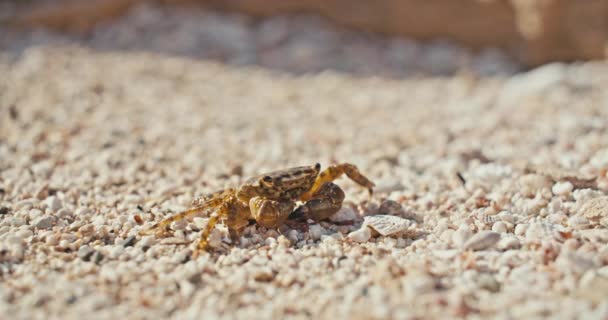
xmin=2 ymin=4 xmax=608 ymax=320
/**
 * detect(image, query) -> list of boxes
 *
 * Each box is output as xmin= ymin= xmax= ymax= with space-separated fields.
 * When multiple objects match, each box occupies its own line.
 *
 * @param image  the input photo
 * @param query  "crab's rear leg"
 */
xmin=293 ymin=182 xmax=345 ymax=221
xmin=139 ymin=189 xmax=230 ymax=236
xmin=301 ymin=163 xmax=375 ymax=201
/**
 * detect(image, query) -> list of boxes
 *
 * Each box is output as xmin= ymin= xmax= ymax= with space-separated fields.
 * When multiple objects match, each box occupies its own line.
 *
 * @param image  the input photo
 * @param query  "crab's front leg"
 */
xmin=249 ymin=197 xmax=296 ymax=228
xmin=301 ymin=163 xmax=374 ymax=201
xmin=196 ymin=193 xmax=249 ymax=253
xmin=293 ymin=182 xmax=345 ymax=221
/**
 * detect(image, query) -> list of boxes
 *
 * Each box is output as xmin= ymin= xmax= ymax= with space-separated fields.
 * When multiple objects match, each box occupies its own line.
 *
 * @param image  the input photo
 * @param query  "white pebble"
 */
xmin=464 ymin=231 xmax=501 ymax=251
xmin=497 ymin=236 xmax=521 ymax=250
xmin=170 ymin=219 xmax=188 ymax=231
xmin=33 ymin=216 xmax=55 ymax=229
xmin=348 ymin=226 xmax=371 ymax=243
xmin=452 ymin=227 xmax=472 ymax=248
xmin=492 ymin=221 xmax=508 ymax=233
xmin=46 ymin=196 xmax=63 ymax=212
xmin=9 ymin=217 xmax=26 ymax=227
xmin=108 ymin=246 xmax=124 ymax=259
xmin=308 ymin=224 xmax=323 ymax=240
xmin=552 ymin=181 xmax=573 ymax=196
xmin=75 ymin=207 xmax=91 ymax=216
xmin=193 ymin=217 xmax=209 ymax=229
xmin=139 ymin=235 xmax=156 ymax=248
xmin=514 ymin=223 xmax=529 ymax=236
xmin=568 ymin=216 xmax=591 ymax=230
xmin=15 ymin=229 xmax=33 ymax=239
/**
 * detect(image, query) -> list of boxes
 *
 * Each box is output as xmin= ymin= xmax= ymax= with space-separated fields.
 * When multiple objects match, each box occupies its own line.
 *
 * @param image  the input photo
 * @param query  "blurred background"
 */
xmin=2 ymin=0 xmax=606 ymax=77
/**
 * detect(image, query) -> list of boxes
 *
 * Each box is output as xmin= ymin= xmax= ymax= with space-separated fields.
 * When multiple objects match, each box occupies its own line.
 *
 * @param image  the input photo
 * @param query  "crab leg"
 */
xmin=139 ymin=194 xmax=225 ymax=236
xmin=294 ymin=182 xmax=345 ymax=221
xmin=196 ymin=193 xmax=247 ymax=252
xmin=301 ymin=163 xmax=375 ymax=201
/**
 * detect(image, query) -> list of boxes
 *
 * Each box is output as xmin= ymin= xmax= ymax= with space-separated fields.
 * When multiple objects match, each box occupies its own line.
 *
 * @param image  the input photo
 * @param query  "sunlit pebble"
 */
xmin=348 ymin=226 xmax=371 ymax=243
xmin=552 ymin=181 xmax=573 ymax=196
xmin=492 ymin=221 xmax=508 ymax=233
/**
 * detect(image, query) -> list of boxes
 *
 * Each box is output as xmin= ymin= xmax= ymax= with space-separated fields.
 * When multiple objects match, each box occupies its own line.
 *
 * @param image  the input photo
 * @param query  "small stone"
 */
xmin=552 ymin=181 xmax=573 ymax=196
xmin=348 ymin=226 xmax=371 ymax=243
xmin=464 ymin=231 xmax=500 ymax=251
xmin=108 ymin=246 xmax=124 ymax=259
xmin=568 ymin=216 xmax=591 ymax=230
xmin=33 ymin=216 xmax=55 ymax=229
xmin=514 ymin=223 xmax=528 ymax=236
xmin=497 ymin=236 xmax=521 ymax=250
xmin=120 ymin=235 xmax=137 ymax=247
xmin=139 ymin=236 xmax=156 ymax=249
xmin=9 ymin=217 xmax=26 ymax=227
xmin=363 ymin=215 xmax=410 ymax=236
xmin=253 ymin=268 xmax=275 ymax=282
xmin=329 ymin=207 xmax=358 ymax=222
xmin=75 ymin=207 xmax=91 ymax=216
xmin=308 ymin=224 xmax=323 ymax=240
xmin=193 ymin=217 xmax=208 ymax=229
xmin=46 ymin=196 xmax=63 ymax=212
xmin=452 ymin=227 xmax=472 ymax=248
xmin=519 ymin=174 xmax=552 ymax=195
xmin=91 ymin=251 xmax=104 ymax=264
xmin=579 ymin=196 xmax=608 ymax=222
xmin=378 ymin=200 xmax=405 ymax=216
xmin=170 ymin=219 xmax=188 ymax=231
xmin=15 ymin=229 xmax=33 ymax=240
xmin=77 ymin=245 xmax=95 ymax=261
xmin=492 ymin=221 xmax=508 ymax=233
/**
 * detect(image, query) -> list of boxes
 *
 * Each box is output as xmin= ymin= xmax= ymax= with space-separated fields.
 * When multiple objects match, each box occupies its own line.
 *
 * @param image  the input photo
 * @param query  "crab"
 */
xmin=140 ymin=163 xmax=375 ymax=253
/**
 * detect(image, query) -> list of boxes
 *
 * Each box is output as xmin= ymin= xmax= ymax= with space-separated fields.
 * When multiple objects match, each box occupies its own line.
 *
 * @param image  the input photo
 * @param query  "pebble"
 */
xmin=33 ymin=216 xmax=55 ymax=229
xmin=75 ymin=207 xmax=91 ymax=216
xmin=329 ymin=207 xmax=358 ymax=222
xmin=91 ymin=251 xmax=104 ymax=264
xmin=15 ymin=229 xmax=33 ymax=239
xmin=464 ymin=231 xmax=501 ymax=251
xmin=46 ymin=196 xmax=63 ymax=211
xmin=9 ymin=217 xmax=26 ymax=227
xmin=514 ymin=223 xmax=529 ymax=236
xmin=77 ymin=245 xmax=95 ymax=261
xmin=308 ymin=224 xmax=323 ymax=240
xmin=120 ymin=235 xmax=137 ymax=247
xmin=552 ymin=181 xmax=573 ymax=196
xmin=108 ymin=245 xmax=124 ymax=259
xmin=348 ymin=226 xmax=371 ymax=243
xmin=171 ymin=219 xmax=188 ymax=231
xmin=579 ymin=196 xmax=608 ymax=223
xmin=497 ymin=236 xmax=521 ymax=250
xmin=567 ymin=216 xmax=591 ymax=230
xmin=451 ymin=227 xmax=472 ymax=248
xmin=492 ymin=221 xmax=508 ymax=233
xmin=139 ymin=235 xmax=156 ymax=248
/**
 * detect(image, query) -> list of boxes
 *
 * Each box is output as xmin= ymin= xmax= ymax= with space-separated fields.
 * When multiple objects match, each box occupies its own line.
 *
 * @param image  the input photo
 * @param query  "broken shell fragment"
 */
xmin=363 ymin=215 xmax=411 ymax=236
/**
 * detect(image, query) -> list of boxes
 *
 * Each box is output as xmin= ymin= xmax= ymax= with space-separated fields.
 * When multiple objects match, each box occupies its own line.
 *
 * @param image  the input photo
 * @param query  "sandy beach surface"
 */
xmin=1 ymin=4 xmax=608 ymax=320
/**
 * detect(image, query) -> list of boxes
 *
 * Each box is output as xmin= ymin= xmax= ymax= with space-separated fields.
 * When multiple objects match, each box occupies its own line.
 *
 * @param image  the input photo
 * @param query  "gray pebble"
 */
xmin=464 ymin=231 xmax=501 ymax=251
xmin=120 ymin=235 xmax=137 ymax=247
xmin=33 ymin=216 xmax=55 ymax=229
xmin=77 ymin=245 xmax=95 ymax=261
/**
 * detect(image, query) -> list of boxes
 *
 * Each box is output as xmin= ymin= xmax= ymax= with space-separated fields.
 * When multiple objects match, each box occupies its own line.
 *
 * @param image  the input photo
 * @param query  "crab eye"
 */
xmin=314 ymin=163 xmax=321 ymax=171
xmin=262 ymin=176 xmax=273 ymax=184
